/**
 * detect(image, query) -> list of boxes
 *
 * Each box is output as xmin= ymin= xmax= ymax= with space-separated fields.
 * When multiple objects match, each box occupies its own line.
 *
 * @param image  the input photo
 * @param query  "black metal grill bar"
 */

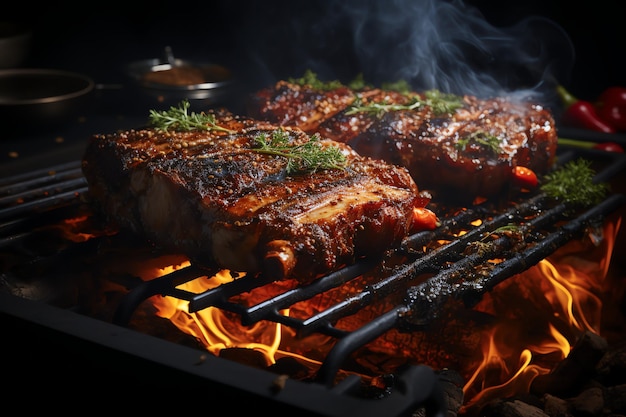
xmin=0 ymin=160 xmax=82 ymax=187
xmin=0 ymin=161 xmax=87 ymax=222
xmin=211 ymin=257 xmax=380 ymax=322
xmin=313 ymin=192 xmax=626 ymax=384
xmin=0 ymin=231 xmax=32 ymax=250
xmin=0 ymin=186 xmax=88 ymax=221
xmin=0 ymin=176 xmax=86 ymax=207
xmin=112 ymin=264 xmax=219 ymax=325
xmin=458 ymin=193 xmax=626 ymax=308
xmin=403 ymin=192 xmax=626 ymax=327
xmin=315 ymin=305 xmax=409 ymax=386
xmin=289 ymin=193 xmax=553 ymax=337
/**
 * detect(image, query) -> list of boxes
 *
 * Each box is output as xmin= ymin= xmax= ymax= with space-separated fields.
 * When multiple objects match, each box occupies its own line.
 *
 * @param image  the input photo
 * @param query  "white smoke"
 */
xmin=235 ymin=0 xmax=574 ymax=107
xmin=332 ymin=0 xmax=573 ymax=103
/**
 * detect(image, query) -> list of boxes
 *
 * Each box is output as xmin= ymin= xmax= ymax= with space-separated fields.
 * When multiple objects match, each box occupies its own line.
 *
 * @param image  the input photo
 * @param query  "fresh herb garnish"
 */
xmin=423 ymin=89 xmax=464 ymax=114
xmin=346 ymin=89 xmax=463 ymax=117
xmin=288 ymin=69 xmax=344 ymax=90
xmin=346 ymin=96 xmax=423 ymax=118
xmin=540 ymin=158 xmax=609 ymax=206
xmin=380 ymin=79 xmax=412 ymax=94
xmin=482 ymin=224 xmax=522 ymax=241
xmin=347 ymin=73 xmax=372 ymax=90
xmin=455 ymin=131 xmax=501 ymax=154
xmin=253 ymin=130 xmax=347 ymax=174
xmin=148 ymin=100 xmax=235 ymax=134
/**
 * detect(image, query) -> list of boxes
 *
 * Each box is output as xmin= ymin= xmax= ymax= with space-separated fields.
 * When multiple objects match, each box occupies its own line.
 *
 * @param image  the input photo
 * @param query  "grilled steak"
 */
xmin=81 ymin=109 xmax=431 ymax=283
xmin=247 ymin=79 xmax=558 ymax=201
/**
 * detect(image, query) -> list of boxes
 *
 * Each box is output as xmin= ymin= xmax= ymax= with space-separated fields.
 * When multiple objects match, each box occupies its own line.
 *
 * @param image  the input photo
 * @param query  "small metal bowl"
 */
xmin=0 ymin=68 xmax=95 ymax=132
xmin=127 ymin=54 xmax=235 ymax=108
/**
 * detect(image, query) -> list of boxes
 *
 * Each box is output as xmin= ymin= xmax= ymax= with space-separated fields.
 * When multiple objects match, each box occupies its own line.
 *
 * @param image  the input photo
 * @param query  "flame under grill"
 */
xmin=1 ymin=146 xmax=625 ymax=416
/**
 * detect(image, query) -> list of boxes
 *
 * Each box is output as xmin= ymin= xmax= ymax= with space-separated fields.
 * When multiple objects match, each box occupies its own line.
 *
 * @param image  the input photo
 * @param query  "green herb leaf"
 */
xmin=455 ymin=131 xmax=502 ymax=154
xmin=288 ymin=69 xmax=344 ymax=90
xmin=380 ymin=79 xmax=412 ymax=93
xmin=253 ymin=130 xmax=347 ymax=174
xmin=540 ymin=158 xmax=609 ymax=206
xmin=346 ymin=96 xmax=423 ymax=118
xmin=148 ymin=100 xmax=235 ymax=134
xmin=347 ymin=73 xmax=372 ymax=90
xmin=346 ymin=88 xmax=463 ymax=118
xmin=422 ymin=89 xmax=464 ymax=114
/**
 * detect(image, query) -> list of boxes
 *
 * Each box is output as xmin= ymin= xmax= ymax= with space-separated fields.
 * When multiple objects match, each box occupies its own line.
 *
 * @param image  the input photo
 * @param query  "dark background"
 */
xmin=10 ymin=0 xmax=625 ymax=103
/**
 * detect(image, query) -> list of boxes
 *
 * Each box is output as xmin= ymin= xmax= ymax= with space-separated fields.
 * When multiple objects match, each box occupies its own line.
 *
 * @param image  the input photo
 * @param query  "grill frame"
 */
xmin=1 ymin=133 xmax=626 ymax=415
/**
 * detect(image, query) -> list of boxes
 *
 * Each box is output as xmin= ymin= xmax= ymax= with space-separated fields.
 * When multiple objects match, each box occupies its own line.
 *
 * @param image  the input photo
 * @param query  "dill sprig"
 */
xmin=253 ymin=130 xmax=347 ymax=174
xmin=540 ymin=158 xmax=609 ymax=206
xmin=346 ymin=89 xmax=463 ymax=117
xmin=455 ymin=131 xmax=502 ymax=154
xmin=148 ymin=100 xmax=235 ymax=134
xmin=288 ymin=69 xmax=344 ymax=90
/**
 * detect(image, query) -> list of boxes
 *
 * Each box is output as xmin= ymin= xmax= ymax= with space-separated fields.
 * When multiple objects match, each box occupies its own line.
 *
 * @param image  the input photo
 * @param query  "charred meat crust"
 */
xmin=247 ymin=84 xmax=558 ymax=201
xmin=81 ymin=110 xmax=428 ymax=283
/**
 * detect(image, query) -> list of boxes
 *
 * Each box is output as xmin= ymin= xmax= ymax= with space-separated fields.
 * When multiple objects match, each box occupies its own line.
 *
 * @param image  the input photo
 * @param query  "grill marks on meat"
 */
xmin=247 ymin=80 xmax=357 ymax=133
xmin=81 ymin=110 xmax=428 ymax=283
xmin=247 ymin=83 xmax=558 ymax=201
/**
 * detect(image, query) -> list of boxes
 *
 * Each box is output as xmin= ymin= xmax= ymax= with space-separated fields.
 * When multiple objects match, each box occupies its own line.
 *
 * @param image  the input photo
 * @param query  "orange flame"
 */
xmin=146 ymin=216 xmax=620 ymax=412
xmin=149 ymin=269 xmax=325 ymax=368
xmin=461 ymin=216 xmax=620 ymax=412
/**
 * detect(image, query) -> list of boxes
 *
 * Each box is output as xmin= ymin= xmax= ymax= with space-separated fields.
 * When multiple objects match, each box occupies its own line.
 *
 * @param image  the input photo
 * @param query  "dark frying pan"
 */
xmin=0 ymin=68 xmax=95 ymax=134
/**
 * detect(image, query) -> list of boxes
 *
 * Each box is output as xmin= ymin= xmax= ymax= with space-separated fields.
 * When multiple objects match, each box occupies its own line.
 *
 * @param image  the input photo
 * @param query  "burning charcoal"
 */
xmin=530 ymin=331 xmax=608 ymax=397
xmin=541 ymin=394 xmax=570 ymax=417
xmin=219 ymin=347 xmax=268 ymax=369
xmin=595 ymin=343 xmax=626 ymax=386
xmin=605 ymin=384 xmax=626 ymax=414
xmin=480 ymin=398 xmax=550 ymax=417
xmin=437 ymin=369 xmax=465 ymax=417
xmin=566 ymin=386 xmax=604 ymax=417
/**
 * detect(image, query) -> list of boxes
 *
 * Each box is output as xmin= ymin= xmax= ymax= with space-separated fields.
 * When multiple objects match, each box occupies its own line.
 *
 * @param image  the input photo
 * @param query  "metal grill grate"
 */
xmin=1 ymin=147 xmax=626 ymax=416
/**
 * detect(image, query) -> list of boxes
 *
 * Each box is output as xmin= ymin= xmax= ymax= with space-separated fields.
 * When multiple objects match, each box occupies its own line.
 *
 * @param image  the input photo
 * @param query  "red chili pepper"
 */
xmin=512 ymin=166 xmax=538 ymax=189
xmin=595 ymin=86 xmax=626 ymax=132
xmin=557 ymin=85 xmax=616 ymax=134
xmin=412 ymin=207 xmax=440 ymax=231
xmin=593 ymin=142 xmax=625 ymax=153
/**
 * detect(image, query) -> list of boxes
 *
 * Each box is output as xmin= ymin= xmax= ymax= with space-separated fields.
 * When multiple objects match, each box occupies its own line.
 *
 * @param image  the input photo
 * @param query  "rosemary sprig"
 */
xmin=481 ymin=224 xmax=522 ymax=241
xmin=148 ymin=100 xmax=235 ymax=134
xmin=346 ymin=89 xmax=463 ymax=117
xmin=253 ymin=130 xmax=347 ymax=174
xmin=455 ymin=131 xmax=502 ymax=154
xmin=346 ymin=96 xmax=423 ymax=118
xmin=540 ymin=158 xmax=609 ymax=206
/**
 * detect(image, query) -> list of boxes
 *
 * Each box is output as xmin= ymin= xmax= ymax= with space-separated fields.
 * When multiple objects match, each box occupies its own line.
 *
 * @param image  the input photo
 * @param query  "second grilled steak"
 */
xmin=247 ymin=76 xmax=558 ymax=201
xmin=81 ymin=108 xmax=432 ymax=283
